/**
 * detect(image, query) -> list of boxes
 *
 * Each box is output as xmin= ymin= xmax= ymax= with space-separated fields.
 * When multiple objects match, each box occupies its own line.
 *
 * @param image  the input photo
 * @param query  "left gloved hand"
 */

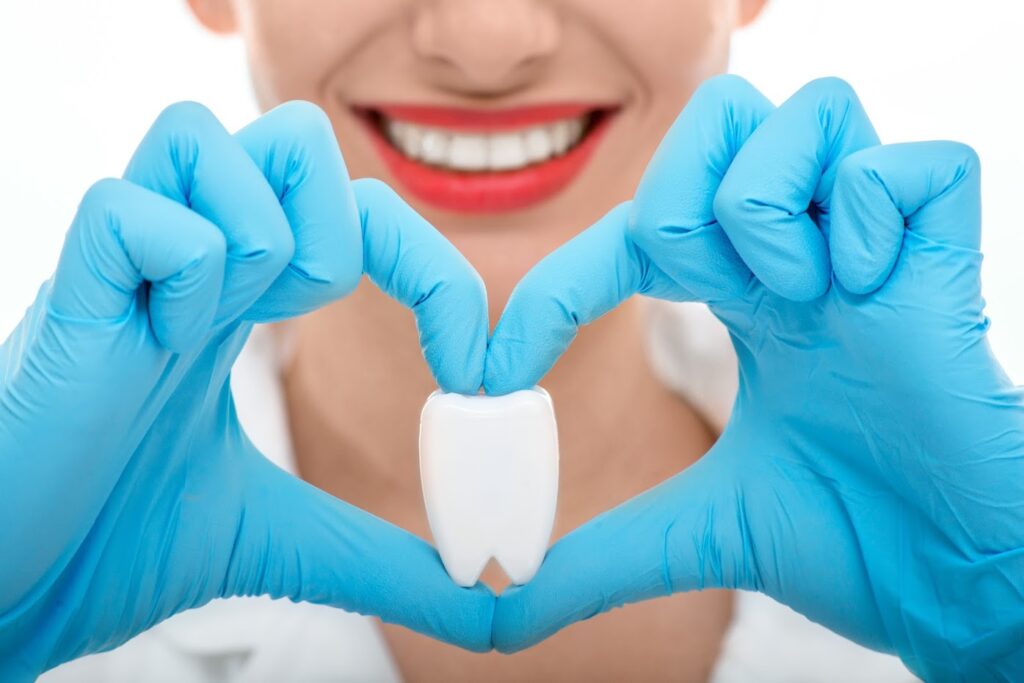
xmin=0 ymin=101 xmax=493 ymax=682
xmin=485 ymin=76 xmax=1024 ymax=681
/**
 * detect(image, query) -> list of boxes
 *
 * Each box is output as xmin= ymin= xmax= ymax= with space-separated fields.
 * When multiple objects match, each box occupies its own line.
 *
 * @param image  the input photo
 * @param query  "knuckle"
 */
xmin=445 ymin=266 xmax=487 ymax=306
xmin=321 ymin=260 xmax=363 ymax=301
xmin=243 ymin=220 xmax=296 ymax=274
xmin=352 ymin=176 xmax=394 ymax=205
xmin=711 ymin=174 xmax=749 ymax=228
xmin=942 ymin=140 xmax=981 ymax=174
xmin=692 ymin=73 xmax=758 ymax=107
xmin=627 ymin=200 xmax=661 ymax=251
xmin=192 ymin=225 xmax=228 ymax=271
xmin=803 ymin=76 xmax=859 ymax=104
xmin=275 ymin=100 xmax=335 ymax=145
xmin=79 ymin=177 xmax=127 ymax=216
xmin=152 ymin=100 xmax=219 ymax=138
xmin=834 ymin=147 xmax=878 ymax=189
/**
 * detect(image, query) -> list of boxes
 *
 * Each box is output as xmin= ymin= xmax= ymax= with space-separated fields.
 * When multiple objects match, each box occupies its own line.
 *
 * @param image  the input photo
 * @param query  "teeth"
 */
xmin=383 ymin=115 xmax=590 ymax=172
xmin=420 ymin=129 xmax=447 ymax=165
xmin=419 ymin=388 xmax=559 ymax=587
xmin=522 ymin=127 xmax=552 ymax=163
xmin=447 ymin=134 xmax=489 ymax=171
xmin=550 ymin=121 xmax=571 ymax=155
xmin=488 ymin=133 xmax=528 ymax=171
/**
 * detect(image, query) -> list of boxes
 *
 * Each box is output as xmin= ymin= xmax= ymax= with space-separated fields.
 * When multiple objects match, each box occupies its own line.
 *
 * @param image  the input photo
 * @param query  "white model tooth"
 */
xmin=419 ymin=129 xmax=449 ymax=165
xmin=523 ymin=126 xmax=553 ymax=163
xmin=549 ymin=120 xmax=571 ymax=155
xmin=420 ymin=388 xmax=559 ymax=587
xmin=447 ymin=133 xmax=489 ymax=171
xmin=488 ymin=133 xmax=528 ymax=171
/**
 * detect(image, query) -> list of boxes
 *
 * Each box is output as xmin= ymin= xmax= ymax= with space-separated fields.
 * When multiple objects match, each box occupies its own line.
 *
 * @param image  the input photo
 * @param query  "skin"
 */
xmin=189 ymin=1 xmax=765 ymax=680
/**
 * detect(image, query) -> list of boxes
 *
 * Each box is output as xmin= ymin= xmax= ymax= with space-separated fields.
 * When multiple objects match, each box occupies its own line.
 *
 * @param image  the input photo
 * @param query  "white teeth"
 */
xmin=383 ymin=114 xmax=590 ymax=172
xmin=523 ymin=127 xmax=553 ymax=163
xmin=447 ymin=134 xmax=489 ymax=171
xmin=419 ymin=388 xmax=559 ymax=587
xmin=550 ymin=121 xmax=571 ymax=155
xmin=420 ymin=129 xmax=448 ymax=165
xmin=488 ymin=133 xmax=528 ymax=171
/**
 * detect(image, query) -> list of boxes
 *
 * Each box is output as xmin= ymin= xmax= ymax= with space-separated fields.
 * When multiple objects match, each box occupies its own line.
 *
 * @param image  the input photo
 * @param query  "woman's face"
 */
xmin=191 ymin=0 xmax=764 ymax=301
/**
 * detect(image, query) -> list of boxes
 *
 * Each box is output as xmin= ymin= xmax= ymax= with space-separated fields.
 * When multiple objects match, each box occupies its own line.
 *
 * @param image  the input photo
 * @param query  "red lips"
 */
xmin=355 ymin=104 xmax=615 ymax=214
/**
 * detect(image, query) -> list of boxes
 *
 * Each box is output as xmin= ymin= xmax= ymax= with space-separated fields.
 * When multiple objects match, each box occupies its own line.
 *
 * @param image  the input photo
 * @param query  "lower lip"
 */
xmin=358 ymin=110 xmax=614 ymax=214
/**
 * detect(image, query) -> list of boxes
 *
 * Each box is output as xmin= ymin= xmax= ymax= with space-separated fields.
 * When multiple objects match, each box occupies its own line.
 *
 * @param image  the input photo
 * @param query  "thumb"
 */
xmin=224 ymin=454 xmax=495 ymax=652
xmin=492 ymin=450 xmax=750 ymax=653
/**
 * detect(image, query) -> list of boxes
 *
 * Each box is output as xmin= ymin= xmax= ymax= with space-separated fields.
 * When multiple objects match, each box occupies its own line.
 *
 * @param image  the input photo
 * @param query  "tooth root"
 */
xmin=492 ymin=431 xmax=559 ymax=584
xmin=420 ymin=388 xmax=559 ymax=588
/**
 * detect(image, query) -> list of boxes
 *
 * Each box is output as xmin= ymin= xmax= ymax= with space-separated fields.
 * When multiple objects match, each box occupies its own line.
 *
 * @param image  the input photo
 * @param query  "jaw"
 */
xmin=419 ymin=388 xmax=560 ymax=587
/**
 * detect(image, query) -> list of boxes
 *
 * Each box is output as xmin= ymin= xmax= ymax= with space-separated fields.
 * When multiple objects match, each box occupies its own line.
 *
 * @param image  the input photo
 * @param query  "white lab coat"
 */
xmin=40 ymin=302 xmax=917 ymax=682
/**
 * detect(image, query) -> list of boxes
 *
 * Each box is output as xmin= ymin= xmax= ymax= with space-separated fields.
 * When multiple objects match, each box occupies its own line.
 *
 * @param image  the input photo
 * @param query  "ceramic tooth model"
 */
xmin=419 ymin=387 xmax=559 ymax=587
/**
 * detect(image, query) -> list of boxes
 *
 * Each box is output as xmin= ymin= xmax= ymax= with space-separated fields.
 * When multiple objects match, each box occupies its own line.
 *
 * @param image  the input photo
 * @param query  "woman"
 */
xmin=185 ymin=0 xmax=765 ymax=678
xmin=6 ymin=0 xmax=1018 ymax=681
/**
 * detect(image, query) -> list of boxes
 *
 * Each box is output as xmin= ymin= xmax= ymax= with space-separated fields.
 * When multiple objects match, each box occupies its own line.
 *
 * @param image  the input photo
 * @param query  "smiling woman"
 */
xmin=16 ymin=0 xmax=1010 ymax=681
xmin=223 ymin=1 xmax=755 ymax=679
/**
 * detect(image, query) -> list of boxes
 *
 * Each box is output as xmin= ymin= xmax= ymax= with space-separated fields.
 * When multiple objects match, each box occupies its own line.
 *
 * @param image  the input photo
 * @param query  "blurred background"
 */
xmin=1 ymin=0 xmax=1022 ymax=377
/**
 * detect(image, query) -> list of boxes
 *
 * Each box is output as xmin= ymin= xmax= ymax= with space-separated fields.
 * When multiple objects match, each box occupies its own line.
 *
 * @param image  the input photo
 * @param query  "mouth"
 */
xmin=354 ymin=103 xmax=618 ymax=213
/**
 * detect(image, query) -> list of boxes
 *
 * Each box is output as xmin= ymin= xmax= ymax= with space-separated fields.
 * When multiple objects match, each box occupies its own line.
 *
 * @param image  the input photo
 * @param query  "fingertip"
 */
xmin=419 ymin=270 xmax=488 ymax=395
xmin=426 ymin=581 xmax=496 ymax=653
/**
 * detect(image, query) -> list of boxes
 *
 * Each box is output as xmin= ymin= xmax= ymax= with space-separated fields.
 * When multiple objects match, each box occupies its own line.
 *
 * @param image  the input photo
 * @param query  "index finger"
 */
xmin=482 ymin=203 xmax=663 ymax=396
xmin=355 ymin=179 xmax=489 ymax=395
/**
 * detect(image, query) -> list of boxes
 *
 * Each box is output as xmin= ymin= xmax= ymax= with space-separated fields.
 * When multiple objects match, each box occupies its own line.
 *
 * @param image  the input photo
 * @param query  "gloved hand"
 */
xmin=0 ymin=101 xmax=493 ymax=681
xmin=486 ymin=76 xmax=1024 ymax=681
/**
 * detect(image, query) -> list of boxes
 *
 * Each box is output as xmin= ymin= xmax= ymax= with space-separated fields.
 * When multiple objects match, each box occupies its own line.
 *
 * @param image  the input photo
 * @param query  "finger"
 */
xmin=492 ymin=453 xmax=745 ymax=652
xmin=229 ymin=456 xmax=496 ymax=652
xmin=830 ymin=140 xmax=981 ymax=293
xmin=235 ymin=101 xmax=364 ymax=321
xmin=123 ymin=102 xmax=295 ymax=327
xmin=828 ymin=141 xmax=1024 ymax=555
xmin=630 ymin=74 xmax=773 ymax=303
xmin=354 ymin=178 xmax=488 ymax=394
xmin=48 ymin=178 xmax=227 ymax=350
xmin=483 ymin=202 xmax=679 ymax=395
xmin=485 ymin=78 xmax=773 ymax=395
xmin=714 ymin=77 xmax=881 ymax=301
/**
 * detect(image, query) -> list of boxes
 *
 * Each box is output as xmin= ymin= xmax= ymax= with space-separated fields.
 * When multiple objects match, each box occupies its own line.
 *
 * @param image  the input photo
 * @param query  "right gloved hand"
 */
xmin=486 ymin=76 xmax=1024 ymax=681
xmin=0 ymin=101 xmax=494 ymax=682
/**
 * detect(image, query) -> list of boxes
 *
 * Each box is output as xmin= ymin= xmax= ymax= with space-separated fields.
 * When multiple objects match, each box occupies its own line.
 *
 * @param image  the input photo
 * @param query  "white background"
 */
xmin=2 ymin=1 xmax=1023 ymax=376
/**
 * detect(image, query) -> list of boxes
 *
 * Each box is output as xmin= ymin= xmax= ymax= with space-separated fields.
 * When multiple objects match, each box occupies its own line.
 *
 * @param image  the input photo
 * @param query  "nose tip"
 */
xmin=413 ymin=0 xmax=560 ymax=91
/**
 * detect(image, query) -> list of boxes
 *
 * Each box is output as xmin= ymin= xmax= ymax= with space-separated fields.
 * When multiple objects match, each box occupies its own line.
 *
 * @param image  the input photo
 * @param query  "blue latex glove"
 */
xmin=0 ymin=101 xmax=493 ymax=681
xmin=487 ymin=76 xmax=1024 ymax=681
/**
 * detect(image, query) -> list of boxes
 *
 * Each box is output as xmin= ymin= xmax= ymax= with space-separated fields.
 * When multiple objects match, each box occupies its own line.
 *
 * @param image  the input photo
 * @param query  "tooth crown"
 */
xmin=419 ymin=388 xmax=559 ymax=587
